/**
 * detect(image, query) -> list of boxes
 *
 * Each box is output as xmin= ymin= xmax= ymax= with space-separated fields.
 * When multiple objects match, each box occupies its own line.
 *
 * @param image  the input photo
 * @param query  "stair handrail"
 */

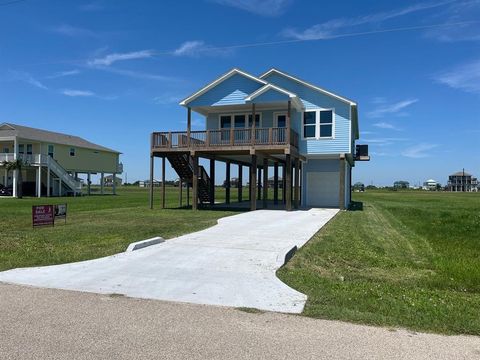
xmin=45 ymin=155 xmax=82 ymax=191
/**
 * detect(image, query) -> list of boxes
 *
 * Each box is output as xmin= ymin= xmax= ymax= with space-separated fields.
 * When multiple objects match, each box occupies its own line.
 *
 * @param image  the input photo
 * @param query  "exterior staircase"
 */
xmin=45 ymin=156 xmax=82 ymax=195
xmin=167 ymin=153 xmax=212 ymax=204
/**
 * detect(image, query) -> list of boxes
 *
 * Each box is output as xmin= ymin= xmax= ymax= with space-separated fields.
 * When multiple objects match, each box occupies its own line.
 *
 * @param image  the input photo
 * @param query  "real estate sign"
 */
xmin=32 ymin=205 xmax=54 ymax=227
xmin=54 ymin=204 xmax=67 ymax=223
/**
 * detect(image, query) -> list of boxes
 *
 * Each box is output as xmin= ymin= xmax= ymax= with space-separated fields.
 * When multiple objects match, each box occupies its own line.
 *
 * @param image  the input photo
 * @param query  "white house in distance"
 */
xmin=0 ymin=123 xmax=122 ymax=197
xmin=422 ymin=179 xmax=438 ymax=190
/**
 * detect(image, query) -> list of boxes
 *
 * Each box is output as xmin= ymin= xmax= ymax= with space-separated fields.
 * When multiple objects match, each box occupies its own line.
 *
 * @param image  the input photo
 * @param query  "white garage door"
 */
xmin=306 ymin=171 xmax=339 ymax=208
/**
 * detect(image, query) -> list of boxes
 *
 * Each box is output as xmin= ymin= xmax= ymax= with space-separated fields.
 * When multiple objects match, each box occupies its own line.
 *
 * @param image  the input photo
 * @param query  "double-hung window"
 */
xmin=303 ymin=111 xmax=316 ymax=139
xmin=303 ymin=109 xmax=334 ymax=139
xmin=26 ymin=144 xmax=33 ymax=155
xmin=319 ymin=110 xmax=333 ymax=137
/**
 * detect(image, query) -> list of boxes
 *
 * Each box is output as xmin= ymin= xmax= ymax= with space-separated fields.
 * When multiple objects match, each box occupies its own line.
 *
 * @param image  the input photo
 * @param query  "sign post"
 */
xmin=32 ymin=205 xmax=54 ymax=228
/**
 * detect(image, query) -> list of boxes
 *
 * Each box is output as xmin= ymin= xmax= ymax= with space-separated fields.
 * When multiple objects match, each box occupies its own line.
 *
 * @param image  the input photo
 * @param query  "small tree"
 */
xmin=2 ymin=159 xmax=24 ymax=198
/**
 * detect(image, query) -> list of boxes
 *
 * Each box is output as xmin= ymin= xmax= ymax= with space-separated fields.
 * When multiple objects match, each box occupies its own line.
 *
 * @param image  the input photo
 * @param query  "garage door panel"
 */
xmin=306 ymin=171 xmax=339 ymax=207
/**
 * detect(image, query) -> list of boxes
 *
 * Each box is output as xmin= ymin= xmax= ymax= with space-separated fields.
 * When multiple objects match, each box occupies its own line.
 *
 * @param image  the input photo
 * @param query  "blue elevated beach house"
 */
xmin=149 ymin=68 xmax=367 ymax=211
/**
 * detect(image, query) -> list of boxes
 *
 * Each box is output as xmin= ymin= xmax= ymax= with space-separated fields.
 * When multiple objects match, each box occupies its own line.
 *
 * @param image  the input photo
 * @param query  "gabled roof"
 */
xmin=244 ymin=83 xmax=304 ymax=110
xmin=0 ymin=123 xmax=120 ymax=153
xmin=179 ymin=68 xmax=267 ymax=106
xmin=259 ymin=68 xmax=357 ymax=106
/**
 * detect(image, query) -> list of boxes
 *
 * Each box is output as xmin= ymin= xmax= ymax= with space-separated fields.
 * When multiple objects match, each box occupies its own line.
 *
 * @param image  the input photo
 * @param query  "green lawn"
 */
xmin=278 ymin=190 xmax=480 ymax=335
xmin=0 ymin=186 xmax=238 ymax=271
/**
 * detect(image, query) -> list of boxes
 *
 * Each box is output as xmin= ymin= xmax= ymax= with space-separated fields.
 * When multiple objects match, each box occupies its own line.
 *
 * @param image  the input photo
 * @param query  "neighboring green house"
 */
xmin=0 ymin=123 xmax=122 ymax=197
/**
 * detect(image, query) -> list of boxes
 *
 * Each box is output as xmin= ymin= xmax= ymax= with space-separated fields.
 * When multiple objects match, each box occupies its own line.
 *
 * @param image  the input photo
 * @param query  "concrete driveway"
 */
xmin=0 ymin=208 xmax=338 ymax=313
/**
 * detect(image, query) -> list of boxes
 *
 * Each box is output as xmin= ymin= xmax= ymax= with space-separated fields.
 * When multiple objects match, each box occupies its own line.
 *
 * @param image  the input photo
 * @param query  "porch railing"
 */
xmin=152 ymin=127 xmax=299 ymax=149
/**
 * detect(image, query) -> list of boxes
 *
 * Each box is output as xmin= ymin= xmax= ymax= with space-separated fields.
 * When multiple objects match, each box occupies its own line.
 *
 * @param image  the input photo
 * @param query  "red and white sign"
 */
xmin=32 ymin=205 xmax=54 ymax=227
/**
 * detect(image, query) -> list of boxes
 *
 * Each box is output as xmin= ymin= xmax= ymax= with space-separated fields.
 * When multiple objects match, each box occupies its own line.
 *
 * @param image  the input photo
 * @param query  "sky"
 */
xmin=1 ymin=0 xmax=479 ymax=186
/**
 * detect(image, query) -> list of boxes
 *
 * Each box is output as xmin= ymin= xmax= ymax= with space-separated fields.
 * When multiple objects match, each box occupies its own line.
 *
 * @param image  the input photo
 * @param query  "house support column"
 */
xmin=282 ymin=163 xmax=286 ymax=204
xmin=257 ymin=167 xmax=262 ymax=201
xmin=149 ymin=156 xmax=154 ymax=209
xmin=262 ymin=158 xmax=268 ymax=209
xmin=100 ymin=172 xmax=104 ymax=195
xmin=186 ymin=183 xmax=190 ymax=207
xmin=294 ymin=157 xmax=300 ymax=209
xmin=339 ymin=156 xmax=346 ymax=210
xmin=87 ymin=172 xmax=91 ymax=196
xmin=35 ymin=166 xmax=40 ymax=197
xmin=192 ymin=155 xmax=198 ymax=210
xmin=161 ymin=156 xmax=166 ymax=209
xmin=285 ymin=154 xmax=292 ymax=211
xmin=12 ymin=138 xmax=17 ymax=198
xmin=237 ymin=164 xmax=243 ymax=202
xmin=112 ymin=172 xmax=117 ymax=195
xmin=299 ymin=161 xmax=302 ymax=206
xmin=209 ymin=159 xmax=215 ymax=206
xmin=179 ymin=179 xmax=183 ymax=207
xmin=273 ymin=162 xmax=279 ymax=205
xmin=225 ymin=160 xmax=230 ymax=204
xmin=250 ymin=155 xmax=257 ymax=211
xmin=187 ymin=107 xmax=191 ymax=147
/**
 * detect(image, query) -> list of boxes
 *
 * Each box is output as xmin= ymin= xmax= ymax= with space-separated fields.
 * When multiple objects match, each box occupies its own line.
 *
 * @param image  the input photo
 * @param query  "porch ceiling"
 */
xmin=192 ymin=101 xmax=303 ymax=116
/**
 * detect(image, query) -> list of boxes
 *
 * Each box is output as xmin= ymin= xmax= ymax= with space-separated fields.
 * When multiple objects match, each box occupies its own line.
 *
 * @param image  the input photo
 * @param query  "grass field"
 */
xmin=0 ymin=186 xmax=238 ymax=271
xmin=278 ymin=190 xmax=480 ymax=335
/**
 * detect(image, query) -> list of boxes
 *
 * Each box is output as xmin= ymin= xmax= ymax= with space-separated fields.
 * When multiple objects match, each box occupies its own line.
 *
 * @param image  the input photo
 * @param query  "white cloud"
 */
xmin=211 ymin=0 xmax=292 ymax=17
xmin=173 ymin=41 xmax=206 ymax=56
xmin=153 ymin=94 xmax=183 ymax=105
xmin=95 ymin=66 xmax=178 ymax=82
xmin=434 ymin=58 xmax=480 ymax=94
xmin=62 ymin=89 xmax=95 ymax=97
xmin=79 ymin=2 xmax=104 ymax=11
xmin=367 ymin=99 xmax=418 ymax=118
xmin=47 ymin=69 xmax=80 ymax=79
xmin=373 ymin=122 xmax=401 ymax=130
xmin=172 ymin=40 xmax=231 ymax=57
xmin=283 ymin=1 xmax=451 ymax=40
xmin=364 ymin=137 xmax=408 ymax=146
xmin=402 ymin=143 xmax=438 ymax=158
xmin=52 ymin=24 xmax=97 ymax=37
xmin=9 ymin=71 xmax=48 ymax=90
xmin=423 ymin=1 xmax=480 ymax=42
xmin=88 ymin=50 xmax=154 ymax=66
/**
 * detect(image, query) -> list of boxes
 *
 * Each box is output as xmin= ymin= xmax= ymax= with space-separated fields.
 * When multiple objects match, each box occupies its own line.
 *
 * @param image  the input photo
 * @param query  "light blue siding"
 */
xmin=188 ymin=73 xmax=264 ymax=107
xmin=247 ymin=88 xmax=290 ymax=104
xmin=262 ymin=72 xmax=351 ymax=155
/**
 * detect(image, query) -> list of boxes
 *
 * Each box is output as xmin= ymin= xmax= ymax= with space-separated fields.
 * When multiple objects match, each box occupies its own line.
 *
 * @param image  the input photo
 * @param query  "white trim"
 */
xmin=301 ymin=108 xmax=335 ymax=140
xmin=259 ymin=68 xmax=357 ymax=106
xmin=179 ymin=68 xmax=267 ymax=106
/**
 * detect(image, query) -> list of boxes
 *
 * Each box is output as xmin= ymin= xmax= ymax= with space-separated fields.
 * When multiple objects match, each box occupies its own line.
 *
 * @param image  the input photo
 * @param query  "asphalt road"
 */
xmin=1 ymin=283 xmax=479 ymax=360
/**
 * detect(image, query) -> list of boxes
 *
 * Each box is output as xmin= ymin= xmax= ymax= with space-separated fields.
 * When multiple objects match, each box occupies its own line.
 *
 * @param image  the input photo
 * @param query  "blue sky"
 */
xmin=1 ymin=0 xmax=479 ymax=186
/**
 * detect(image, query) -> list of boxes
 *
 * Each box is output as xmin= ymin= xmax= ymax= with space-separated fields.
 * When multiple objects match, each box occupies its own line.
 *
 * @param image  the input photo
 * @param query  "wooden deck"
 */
xmin=151 ymin=127 xmax=299 ymax=153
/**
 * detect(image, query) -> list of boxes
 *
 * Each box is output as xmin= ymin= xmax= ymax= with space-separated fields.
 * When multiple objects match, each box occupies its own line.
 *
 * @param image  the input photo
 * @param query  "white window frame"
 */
xmin=218 ymin=112 xmax=263 ymax=129
xmin=48 ymin=144 xmax=55 ymax=157
xmin=273 ymin=112 xmax=287 ymax=128
xmin=69 ymin=147 xmax=76 ymax=157
xmin=301 ymin=108 xmax=335 ymax=140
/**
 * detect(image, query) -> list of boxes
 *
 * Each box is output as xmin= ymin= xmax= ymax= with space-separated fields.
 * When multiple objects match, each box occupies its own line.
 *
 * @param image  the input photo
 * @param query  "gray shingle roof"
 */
xmin=450 ymin=171 xmax=472 ymax=176
xmin=0 ymin=123 xmax=120 ymax=153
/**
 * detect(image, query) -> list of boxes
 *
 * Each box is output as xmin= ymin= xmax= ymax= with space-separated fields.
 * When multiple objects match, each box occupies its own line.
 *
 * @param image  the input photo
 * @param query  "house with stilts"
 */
xmin=149 ymin=68 xmax=366 ymax=210
xmin=0 ymin=123 xmax=122 ymax=197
